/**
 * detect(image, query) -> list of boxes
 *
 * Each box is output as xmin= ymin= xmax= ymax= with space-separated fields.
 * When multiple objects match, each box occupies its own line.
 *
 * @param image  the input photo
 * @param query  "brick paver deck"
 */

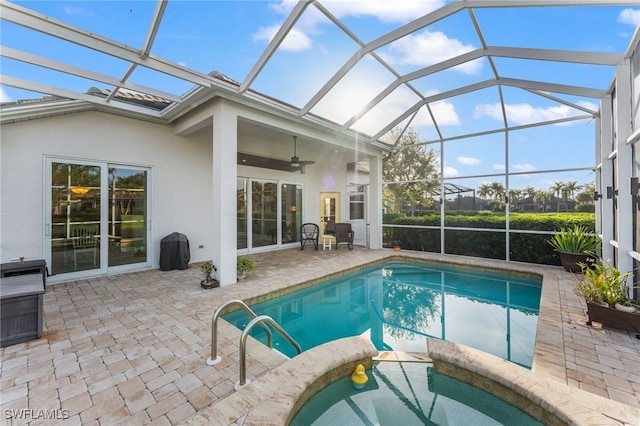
xmin=1 ymin=248 xmax=639 ymax=425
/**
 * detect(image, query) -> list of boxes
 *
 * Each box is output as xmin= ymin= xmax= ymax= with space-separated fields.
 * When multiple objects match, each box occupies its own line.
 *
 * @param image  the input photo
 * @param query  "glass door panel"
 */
xmin=281 ymin=184 xmax=302 ymax=244
xmin=50 ymin=162 xmax=101 ymax=274
xmin=252 ymin=181 xmax=278 ymax=248
xmin=238 ymin=178 xmax=248 ymax=249
xmin=320 ymin=192 xmax=339 ymax=235
xmin=108 ymin=167 xmax=148 ymax=267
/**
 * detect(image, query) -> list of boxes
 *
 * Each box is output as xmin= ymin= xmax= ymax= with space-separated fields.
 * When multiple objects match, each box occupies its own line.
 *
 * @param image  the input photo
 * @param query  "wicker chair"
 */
xmin=333 ymin=223 xmax=354 ymax=250
xmin=300 ymin=223 xmax=319 ymax=250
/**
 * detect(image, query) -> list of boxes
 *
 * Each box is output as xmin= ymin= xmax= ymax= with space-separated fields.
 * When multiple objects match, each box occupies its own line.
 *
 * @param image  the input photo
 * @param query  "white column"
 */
xmin=599 ymin=95 xmax=614 ymax=263
xmin=212 ymin=103 xmax=238 ymax=285
xmin=368 ymin=154 xmax=383 ymax=249
xmin=615 ymin=60 xmax=633 ymax=276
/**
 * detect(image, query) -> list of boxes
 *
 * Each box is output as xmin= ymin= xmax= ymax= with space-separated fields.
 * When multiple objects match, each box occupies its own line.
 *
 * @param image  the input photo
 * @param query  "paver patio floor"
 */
xmin=1 ymin=248 xmax=639 ymax=425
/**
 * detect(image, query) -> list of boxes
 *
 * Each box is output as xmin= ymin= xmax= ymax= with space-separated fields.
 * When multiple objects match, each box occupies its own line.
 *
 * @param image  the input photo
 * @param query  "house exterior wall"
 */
xmin=1 ymin=97 xmax=386 ymax=284
xmin=0 ymin=110 xmax=214 ymax=276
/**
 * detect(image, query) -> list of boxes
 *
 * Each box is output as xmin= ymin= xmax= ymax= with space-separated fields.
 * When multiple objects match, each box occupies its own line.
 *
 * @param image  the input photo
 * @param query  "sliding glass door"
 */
xmin=47 ymin=159 xmax=149 ymax=276
xmin=237 ymin=178 xmax=302 ymax=250
xmin=108 ymin=167 xmax=148 ymax=267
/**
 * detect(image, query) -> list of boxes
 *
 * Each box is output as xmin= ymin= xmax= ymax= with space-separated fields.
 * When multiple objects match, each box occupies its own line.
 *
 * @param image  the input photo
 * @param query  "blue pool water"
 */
xmin=290 ymin=361 xmax=542 ymax=425
xmin=223 ymin=261 xmax=541 ymax=367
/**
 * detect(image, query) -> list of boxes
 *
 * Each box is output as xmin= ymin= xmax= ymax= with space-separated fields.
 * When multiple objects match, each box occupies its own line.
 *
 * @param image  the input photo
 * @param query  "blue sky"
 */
xmin=2 ymin=1 xmax=640 ymax=193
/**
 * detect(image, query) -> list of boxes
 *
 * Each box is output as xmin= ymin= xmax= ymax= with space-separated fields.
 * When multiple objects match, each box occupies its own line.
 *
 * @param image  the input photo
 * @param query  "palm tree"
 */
xmin=478 ymin=184 xmax=493 ymax=200
xmin=490 ymin=182 xmax=506 ymax=204
xmin=534 ymin=190 xmax=550 ymax=212
xmin=523 ymin=186 xmax=536 ymax=199
xmin=563 ymin=181 xmax=582 ymax=202
xmin=550 ymin=181 xmax=564 ymax=212
xmin=509 ymin=189 xmax=523 ymax=203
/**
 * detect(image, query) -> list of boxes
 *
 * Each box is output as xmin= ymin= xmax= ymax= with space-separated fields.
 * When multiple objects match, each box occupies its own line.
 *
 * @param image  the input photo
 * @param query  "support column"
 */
xmin=368 ymin=154 xmax=383 ymax=249
xmin=615 ymin=60 xmax=633 ymax=276
xmin=600 ymin=95 xmax=614 ymax=263
xmin=212 ymin=103 xmax=238 ymax=285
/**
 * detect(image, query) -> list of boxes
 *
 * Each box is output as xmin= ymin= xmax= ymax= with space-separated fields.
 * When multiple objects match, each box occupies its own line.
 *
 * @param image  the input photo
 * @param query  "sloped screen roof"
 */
xmin=1 ymin=0 xmax=639 ymax=149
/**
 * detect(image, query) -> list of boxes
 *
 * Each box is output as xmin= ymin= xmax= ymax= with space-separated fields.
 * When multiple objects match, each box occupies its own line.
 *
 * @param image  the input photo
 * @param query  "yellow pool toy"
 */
xmin=351 ymin=364 xmax=368 ymax=390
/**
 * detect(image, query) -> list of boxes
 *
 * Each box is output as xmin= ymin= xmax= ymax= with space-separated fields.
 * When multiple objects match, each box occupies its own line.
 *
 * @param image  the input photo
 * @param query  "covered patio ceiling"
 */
xmin=1 ymin=0 xmax=639 ymax=151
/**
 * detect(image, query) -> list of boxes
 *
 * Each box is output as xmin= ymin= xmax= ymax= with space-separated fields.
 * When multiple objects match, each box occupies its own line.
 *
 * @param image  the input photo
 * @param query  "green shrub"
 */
xmin=547 ymin=225 xmax=600 ymax=254
xmin=383 ymin=212 xmax=595 ymax=265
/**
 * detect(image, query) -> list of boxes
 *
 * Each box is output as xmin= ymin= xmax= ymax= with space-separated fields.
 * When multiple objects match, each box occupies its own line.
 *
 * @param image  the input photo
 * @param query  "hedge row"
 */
xmin=383 ymin=212 xmax=596 ymax=266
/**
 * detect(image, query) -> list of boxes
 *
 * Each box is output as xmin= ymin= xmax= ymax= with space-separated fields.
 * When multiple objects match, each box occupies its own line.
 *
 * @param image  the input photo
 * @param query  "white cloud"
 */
xmin=443 ymin=165 xmax=459 ymax=178
xmin=253 ymin=25 xmax=312 ymax=52
xmin=63 ymin=6 xmax=95 ymax=17
xmin=492 ymin=163 xmax=536 ymax=173
xmin=474 ymin=102 xmax=593 ymax=126
xmin=512 ymin=163 xmax=537 ymax=172
xmin=383 ymin=30 xmax=482 ymax=75
xmin=429 ymin=100 xmax=461 ymax=126
xmin=458 ymin=156 xmax=481 ymax=165
xmin=0 ymin=88 xmax=13 ymax=103
xmin=271 ymin=0 xmax=445 ymax=24
xmin=319 ymin=1 xmax=446 ymax=24
xmin=349 ymin=88 xmax=460 ymax=136
xmin=260 ymin=1 xmax=447 ymax=52
xmin=618 ymin=8 xmax=640 ymax=26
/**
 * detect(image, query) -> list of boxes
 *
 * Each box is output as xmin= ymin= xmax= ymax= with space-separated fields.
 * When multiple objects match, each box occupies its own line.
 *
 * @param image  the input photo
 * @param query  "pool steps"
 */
xmin=207 ymin=299 xmax=301 ymax=392
xmin=185 ymin=336 xmax=640 ymax=425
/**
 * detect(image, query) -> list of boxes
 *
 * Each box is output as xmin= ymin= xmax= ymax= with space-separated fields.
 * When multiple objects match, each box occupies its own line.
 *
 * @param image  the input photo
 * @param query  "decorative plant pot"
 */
xmin=237 ymin=272 xmax=246 ymax=280
xmin=200 ymin=279 xmax=219 ymax=289
xmin=558 ymin=252 xmax=597 ymax=273
xmin=586 ymin=302 xmax=640 ymax=332
xmin=393 ymin=246 xmax=401 ymax=252
xmin=615 ymin=303 xmax=636 ymax=313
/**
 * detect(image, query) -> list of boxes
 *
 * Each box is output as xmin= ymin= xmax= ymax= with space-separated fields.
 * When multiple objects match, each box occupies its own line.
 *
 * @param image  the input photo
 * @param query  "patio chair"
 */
xmin=325 ymin=219 xmax=336 ymax=237
xmin=72 ymin=226 xmax=98 ymax=269
xmin=300 ymin=223 xmax=319 ymax=250
xmin=334 ymin=223 xmax=354 ymax=250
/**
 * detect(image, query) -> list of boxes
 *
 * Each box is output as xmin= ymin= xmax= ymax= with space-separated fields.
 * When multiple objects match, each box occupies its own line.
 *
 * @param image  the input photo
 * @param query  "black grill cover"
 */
xmin=159 ymin=232 xmax=190 ymax=271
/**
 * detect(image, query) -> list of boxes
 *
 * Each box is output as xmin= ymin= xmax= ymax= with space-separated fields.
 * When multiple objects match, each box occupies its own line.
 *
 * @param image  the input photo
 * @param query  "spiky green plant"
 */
xmin=548 ymin=225 xmax=600 ymax=254
xmin=575 ymin=262 xmax=631 ymax=306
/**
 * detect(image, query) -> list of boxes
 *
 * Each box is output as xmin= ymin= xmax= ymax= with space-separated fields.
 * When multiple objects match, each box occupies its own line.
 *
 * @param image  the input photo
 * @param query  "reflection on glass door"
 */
xmin=252 ymin=180 xmax=278 ymax=248
xmin=108 ymin=168 xmax=147 ymax=267
xmin=237 ymin=178 xmax=248 ymax=249
xmin=281 ymin=184 xmax=302 ymax=243
xmin=49 ymin=161 xmax=149 ymax=276
xmin=320 ymin=192 xmax=339 ymax=235
xmin=50 ymin=162 xmax=101 ymax=274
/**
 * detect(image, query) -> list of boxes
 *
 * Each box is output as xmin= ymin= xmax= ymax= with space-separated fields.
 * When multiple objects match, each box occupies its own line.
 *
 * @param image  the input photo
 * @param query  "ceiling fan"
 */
xmin=290 ymin=135 xmax=315 ymax=170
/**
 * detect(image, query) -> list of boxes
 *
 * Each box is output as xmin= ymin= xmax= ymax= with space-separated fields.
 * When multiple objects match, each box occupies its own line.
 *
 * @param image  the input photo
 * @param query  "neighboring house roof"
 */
xmin=86 ymin=87 xmax=171 ymax=111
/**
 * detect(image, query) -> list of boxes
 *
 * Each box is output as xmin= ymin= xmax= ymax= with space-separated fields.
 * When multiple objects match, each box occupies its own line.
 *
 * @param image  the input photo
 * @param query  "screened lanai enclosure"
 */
xmin=1 ymin=1 xmax=639 ymax=286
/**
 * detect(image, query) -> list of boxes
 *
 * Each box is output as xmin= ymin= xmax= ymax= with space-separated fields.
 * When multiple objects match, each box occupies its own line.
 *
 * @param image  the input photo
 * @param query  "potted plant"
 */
xmin=237 ymin=256 xmax=254 ymax=280
xmin=575 ymin=262 xmax=639 ymax=332
xmin=392 ymin=240 xmax=401 ymax=251
xmin=547 ymin=225 xmax=600 ymax=272
xmin=201 ymin=262 xmax=219 ymax=289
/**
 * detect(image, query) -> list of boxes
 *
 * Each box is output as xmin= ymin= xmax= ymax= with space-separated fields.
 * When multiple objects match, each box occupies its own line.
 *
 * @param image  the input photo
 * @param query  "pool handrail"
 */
xmin=236 ymin=314 xmax=302 ymax=390
xmin=207 ymin=299 xmax=273 ymax=365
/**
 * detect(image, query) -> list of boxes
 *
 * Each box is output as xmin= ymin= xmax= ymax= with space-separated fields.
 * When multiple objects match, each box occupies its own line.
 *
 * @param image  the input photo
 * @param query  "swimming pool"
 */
xmin=289 ymin=361 xmax=542 ymax=425
xmin=223 ymin=261 xmax=541 ymax=366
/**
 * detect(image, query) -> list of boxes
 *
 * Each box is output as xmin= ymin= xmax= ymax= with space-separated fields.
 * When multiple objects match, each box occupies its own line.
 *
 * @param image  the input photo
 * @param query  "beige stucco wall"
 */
xmin=0 ymin=110 xmax=214 ymax=276
xmin=1 ymin=97 xmax=385 ymax=283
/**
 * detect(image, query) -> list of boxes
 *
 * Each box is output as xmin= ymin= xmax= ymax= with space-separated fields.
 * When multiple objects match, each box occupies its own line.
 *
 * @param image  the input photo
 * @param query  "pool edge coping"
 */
xmin=185 ymin=251 xmax=636 ymax=425
xmin=427 ymin=338 xmax=640 ymax=425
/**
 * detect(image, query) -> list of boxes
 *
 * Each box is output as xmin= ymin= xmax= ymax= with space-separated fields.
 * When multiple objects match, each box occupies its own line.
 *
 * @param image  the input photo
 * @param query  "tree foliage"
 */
xmin=382 ymin=128 xmax=439 ymax=213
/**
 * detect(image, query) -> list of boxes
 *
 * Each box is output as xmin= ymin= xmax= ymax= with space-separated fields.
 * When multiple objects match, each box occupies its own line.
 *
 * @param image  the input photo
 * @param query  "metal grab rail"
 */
xmin=236 ymin=315 xmax=302 ymax=390
xmin=207 ymin=299 xmax=273 ymax=365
